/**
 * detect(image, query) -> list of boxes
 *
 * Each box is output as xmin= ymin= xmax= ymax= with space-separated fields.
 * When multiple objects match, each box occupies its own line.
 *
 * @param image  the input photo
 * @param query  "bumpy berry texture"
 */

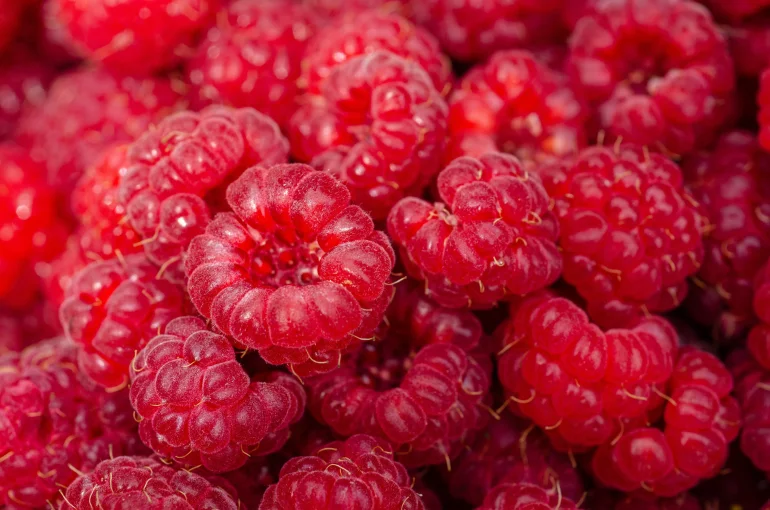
xmin=447 ymin=50 xmax=588 ymax=165
xmin=410 ymin=0 xmax=568 ymax=62
xmin=259 ymin=434 xmax=425 ymax=510
xmin=497 ymin=293 xmax=679 ymax=452
xmin=540 ymin=143 xmax=704 ymax=327
xmin=186 ymin=0 xmax=317 ymax=127
xmin=15 ymin=67 xmax=185 ymax=193
xmin=119 ymin=106 xmax=288 ymax=279
xmin=478 ymin=481 xmax=578 ymax=510
xmin=301 ymin=10 xmax=451 ymax=95
xmin=289 ymin=50 xmax=448 ymax=220
xmin=130 ymin=316 xmax=305 ymax=473
xmin=682 ymin=131 xmax=770 ymax=342
xmin=0 ymin=46 xmax=53 ymax=140
xmin=185 ymin=163 xmax=395 ymax=374
xmin=592 ymin=346 xmax=741 ymax=496
xmin=567 ymin=0 xmax=735 ymax=156
xmin=58 ymin=253 xmax=188 ymax=389
xmin=388 ymin=152 xmax=561 ymax=309
xmin=0 ymin=339 xmax=142 ymax=509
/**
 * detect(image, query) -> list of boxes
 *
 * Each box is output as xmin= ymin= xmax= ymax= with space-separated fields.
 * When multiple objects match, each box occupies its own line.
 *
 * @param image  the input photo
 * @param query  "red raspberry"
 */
xmin=303 ymin=0 xmax=409 ymax=19
xmin=186 ymin=0 xmax=317 ymax=128
xmin=540 ymin=143 xmax=705 ymax=327
xmin=410 ymin=0 xmax=568 ymax=62
xmin=0 ymin=0 xmax=23 ymax=55
xmin=289 ymin=51 xmax=448 ymax=220
xmin=0 ymin=300 xmax=60 ymax=355
xmin=119 ymin=106 xmax=288 ymax=279
xmin=567 ymin=0 xmax=735 ymax=156
xmin=301 ymin=10 xmax=451 ymax=95
xmin=447 ymin=50 xmax=589 ymax=165
xmin=185 ymin=163 xmax=395 ymax=374
xmin=749 ymin=259 xmax=770 ymax=371
xmin=59 ymin=455 xmax=240 ymax=510
xmin=592 ymin=346 xmax=741 ymax=497
xmin=729 ymin=20 xmax=770 ymax=77
xmin=478 ymin=482 xmax=578 ymax=510
xmin=758 ymin=68 xmax=770 ymax=150
xmin=0 ymin=46 xmax=53 ymax=141
xmin=259 ymin=434 xmax=425 ymax=510
xmin=15 ymin=67 xmax=185 ymax=193
xmin=0 ymin=339 xmax=143 ymax=509
xmin=681 ymin=131 xmax=770 ymax=342
xmin=45 ymin=0 xmax=216 ymax=75
xmin=220 ymin=457 xmax=276 ymax=510
xmin=59 ymin=252 xmax=188 ymax=390
xmin=388 ymin=152 xmax=561 ymax=309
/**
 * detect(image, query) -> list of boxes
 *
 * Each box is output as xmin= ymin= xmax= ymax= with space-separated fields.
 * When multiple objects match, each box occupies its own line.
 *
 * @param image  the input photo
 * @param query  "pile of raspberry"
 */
xmin=6 ymin=0 xmax=770 ymax=508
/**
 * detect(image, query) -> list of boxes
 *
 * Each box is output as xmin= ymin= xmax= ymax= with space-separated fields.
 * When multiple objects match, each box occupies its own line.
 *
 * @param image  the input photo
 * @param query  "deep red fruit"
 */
xmin=567 ymin=0 xmax=735 ymax=156
xmin=681 ymin=131 xmax=770 ymax=342
xmin=0 ymin=300 xmax=60 ymax=355
xmin=388 ymin=152 xmax=561 ymax=309
xmin=611 ymin=492 xmax=702 ymax=510
xmin=0 ymin=0 xmax=23 ymax=55
xmin=119 ymin=106 xmax=289 ymax=279
xmin=758 ymin=68 xmax=770 ymax=150
xmin=540 ymin=143 xmax=705 ymax=327
xmin=0 ymin=46 xmax=53 ymax=140
xmin=699 ymin=0 xmax=770 ymax=20
xmin=410 ymin=0 xmax=568 ymax=62
xmin=259 ymin=434 xmax=425 ymax=510
xmin=15 ymin=67 xmax=185 ymax=193
xmin=289 ymin=50 xmax=448 ymax=220
xmin=447 ymin=50 xmax=588 ymax=165
xmin=185 ymin=163 xmax=395 ymax=374
xmin=0 ymin=339 xmax=142 ymax=509
xmin=46 ymin=0 xmax=216 ymax=75
xmin=478 ymin=482 xmax=578 ymax=510
xmin=59 ymin=455 xmax=239 ymax=510
xmin=129 ymin=316 xmax=305 ymax=473
xmin=749 ymin=259 xmax=770 ymax=370
xmin=186 ymin=0 xmax=317 ymax=127
xmin=729 ymin=20 xmax=770 ymax=77
xmin=303 ymin=0 xmax=409 ymax=19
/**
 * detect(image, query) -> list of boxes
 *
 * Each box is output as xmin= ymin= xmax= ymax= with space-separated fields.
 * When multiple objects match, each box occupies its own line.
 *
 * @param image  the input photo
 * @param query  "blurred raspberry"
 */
xmin=0 ymin=0 xmax=24 ymax=55
xmin=302 ymin=0 xmax=409 ymax=18
xmin=478 ymin=481 xmax=578 ymax=510
xmin=0 ymin=45 xmax=53 ymax=141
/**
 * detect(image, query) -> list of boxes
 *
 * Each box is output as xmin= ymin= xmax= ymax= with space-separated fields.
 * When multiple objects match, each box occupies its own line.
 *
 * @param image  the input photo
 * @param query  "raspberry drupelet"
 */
xmin=289 ymin=50 xmax=448 ymax=220
xmin=185 ymin=163 xmax=395 ymax=375
xmin=388 ymin=152 xmax=561 ymax=309
xmin=567 ymin=0 xmax=735 ymax=156
xmin=748 ymin=259 xmax=770 ymax=371
xmin=681 ymin=131 xmax=770 ymax=342
xmin=728 ymin=348 xmax=770 ymax=478
xmin=258 ymin=434 xmax=425 ymax=510
xmin=540 ymin=143 xmax=705 ymax=327
xmin=129 ymin=316 xmax=305 ymax=473
xmin=446 ymin=50 xmax=589 ymax=165
xmin=186 ymin=0 xmax=317 ymax=128
xmin=477 ymin=481 xmax=578 ymax=510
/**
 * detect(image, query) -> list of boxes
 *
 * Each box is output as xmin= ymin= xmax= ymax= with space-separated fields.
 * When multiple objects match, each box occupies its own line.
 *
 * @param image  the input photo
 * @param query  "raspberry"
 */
xmin=129 ymin=316 xmax=305 ymax=473
xmin=0 ymin=45 xmax=53 ymax=141
xmin=0 ymin=300 xmax=60 ymax=355
xmin=220 ymin=457 xmax=276 ymax=510
xmin=0 ymin=339 xmax=142 ymax=509
xmin=259 ymin=434 xmax=425 ymax=510
xmin=0 ymin=0 xmax=23 ymax=55
xmin=410 ymin=0 xmax=568 ymax=62
xmin=15 ymin=67 xmax=185 ymax=193
xmin=301 ymin=10 xmax=451 ymax=95
xmin=446 ymin=50 xmax=589 ymax=165
xmin=119 ymin=106 xmax=289 ymax=279
xmin=758 ymin=68 xmax=770 ymax=150
xmin=185 ymin=163 xmax=395 ymax=374
xmin=567 ymin=0 xmax=735 ymax=156
xmin=59 ymin=455 xmax=240 ymax=510
xmin=45 ymin=0 xmax=216 ymax=75
xmin=388 ymin=152 xmax=561 ymax=309
xmin=540 ymin=143 xmax=705 ymax=327
xmin=729 ymin=19 xmax=770 ymax=77
xmin=477 ymin=482 xmax=578 ymax=510
xmin=59 ymin=252 xmax=188 ymax=390
xmin=749 ymin=259 xmax=770 ymax=370
xmin=186 ymin=0 xmax=317 ymax=128
xmin=681 ymin=131 xmax=770 ymax=342
xmin=303 ymin=0 xmax=409 ymax=19
xmin=727 ymin=349 xmax=770 ymax=476
xmin=592 ymin=346 xmax=741 ymax=497
xmin=289 ymin=51 xmax=448 ymax=220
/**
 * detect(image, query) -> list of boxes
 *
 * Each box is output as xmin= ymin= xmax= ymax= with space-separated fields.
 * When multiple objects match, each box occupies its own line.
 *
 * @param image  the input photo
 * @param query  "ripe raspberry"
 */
xmin=259 ymin=434 xmax=425 ymax=510
xmin=303 ymin=0 xmax=409 ymax=19
xmin=410 ymin=0 xmax=568 ymax=62
xmin=301 ymin=10 xmax=451 ymax=95
xmin=0 ymin=338 xmax=142 ymax=509
xmin=185 ymin=163 xmax=395 ymax=374
xmin=0 ymin=300 xmax=60 ymax=355
xmin=59 ymin=252 xmax=188 ymax=390
xmin=592 ymin=346 xmax=741 ymax=497
xmin=15 ymin=67 xmax=185 ymax=193
xmin=129 ymin=316 xmax=305 ymax=473
xmin=749 ymin=259 xmax=770 ymax=370
xmin=45 ymin=0 xmax=216 ymax=75
xmin=289 ymin=51 xmax=448 ymax=220
xmin=186 ymin=0 xmax=317 ymax=127
xmin=119 ymin=106 xmax=289 ymax=279
xmin=0 ymin=46 xmax=53 ymax=141
xmin=447 ymin=50 xmax=588 ymax=165
xmin=729 ymin=20 xmax=770 ymax=77
xmin=388 ymin=152 xmax=561 ymax=309
xmin=478 ymin=482 xmax=578 ymax=510
xmin=540 ymin=143 xmax=705 ymax=327
xmin=567 ymin=0 xmax=735 ymax=156
xmin=681 ymin=131 xmax=770 ymax=342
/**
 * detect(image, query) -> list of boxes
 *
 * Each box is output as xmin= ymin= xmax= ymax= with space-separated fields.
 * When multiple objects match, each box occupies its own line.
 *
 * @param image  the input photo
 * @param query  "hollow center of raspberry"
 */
xmin=355 ymin=342 xmax=412 ymax=391
xmin=249 ymin=232 xmax=324 ymax=287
